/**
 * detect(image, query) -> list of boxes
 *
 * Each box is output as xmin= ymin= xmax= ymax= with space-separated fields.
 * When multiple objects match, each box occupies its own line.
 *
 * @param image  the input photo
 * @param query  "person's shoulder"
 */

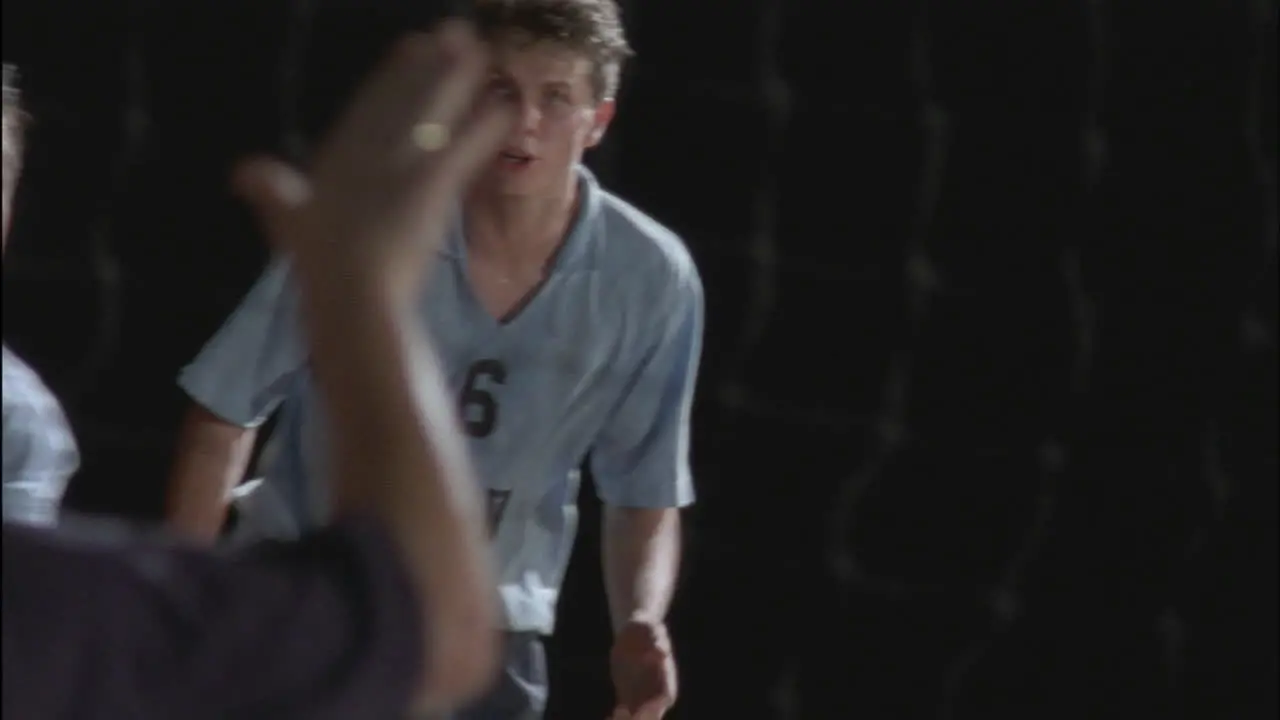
xmin=2 ymin=346 xmax=68 ymax=422
xmin=595 ymin=188 xmax=702 ymax=307
xmin=3 ymin=345 xmax=43 ymax=388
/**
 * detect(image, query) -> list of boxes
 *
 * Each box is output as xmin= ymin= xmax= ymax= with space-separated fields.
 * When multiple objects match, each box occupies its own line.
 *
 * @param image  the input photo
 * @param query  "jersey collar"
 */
xmin=441 ymin=164 xmax=602 ymax=273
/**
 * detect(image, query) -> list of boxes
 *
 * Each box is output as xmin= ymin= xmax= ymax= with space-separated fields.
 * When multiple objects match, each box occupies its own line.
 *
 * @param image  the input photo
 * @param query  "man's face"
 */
xmin=474 ymin=35 xmax=614 ymax=198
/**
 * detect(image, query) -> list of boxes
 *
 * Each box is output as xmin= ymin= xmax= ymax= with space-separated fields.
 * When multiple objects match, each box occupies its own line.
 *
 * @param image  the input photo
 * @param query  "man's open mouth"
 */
xmin=500 ymin=150 xmax=533 ymax=166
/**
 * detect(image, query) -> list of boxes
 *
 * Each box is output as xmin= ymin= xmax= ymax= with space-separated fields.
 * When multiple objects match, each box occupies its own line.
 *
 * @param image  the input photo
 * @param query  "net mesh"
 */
xmin=2 ymin=0 xmax=1276 ymax=718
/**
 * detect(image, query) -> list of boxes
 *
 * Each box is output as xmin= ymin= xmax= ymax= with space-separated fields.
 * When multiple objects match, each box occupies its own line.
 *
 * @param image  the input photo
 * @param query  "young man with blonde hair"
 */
xmin=167 ymin=2 xmax=700 ymax=718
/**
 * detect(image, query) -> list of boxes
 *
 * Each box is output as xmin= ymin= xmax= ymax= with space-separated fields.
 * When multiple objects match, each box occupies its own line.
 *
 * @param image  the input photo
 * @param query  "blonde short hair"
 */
xmin=474 ymin=0 xmax=634 ymax=101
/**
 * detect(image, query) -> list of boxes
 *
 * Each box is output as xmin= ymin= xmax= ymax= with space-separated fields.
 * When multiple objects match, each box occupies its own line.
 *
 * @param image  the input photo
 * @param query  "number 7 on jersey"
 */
xmin=486 ymin=489 xmax=512 ymax=537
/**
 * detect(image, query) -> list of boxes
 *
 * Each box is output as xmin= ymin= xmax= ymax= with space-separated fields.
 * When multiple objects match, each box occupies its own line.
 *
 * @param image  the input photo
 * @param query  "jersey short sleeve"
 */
xmin=590 ymin=270 xmax=703 ymax=509
xmin=178 ymin=258 xmax=307 ymax=427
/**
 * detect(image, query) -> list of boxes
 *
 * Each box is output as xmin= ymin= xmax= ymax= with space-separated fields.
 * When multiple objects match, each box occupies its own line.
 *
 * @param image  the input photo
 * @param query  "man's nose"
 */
xmin=516 ymin=100 xmax=542 ymax=132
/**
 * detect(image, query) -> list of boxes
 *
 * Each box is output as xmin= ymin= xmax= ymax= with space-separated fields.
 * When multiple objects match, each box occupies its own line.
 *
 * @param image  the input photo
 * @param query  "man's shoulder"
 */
xmin=2 ymin=346 xmax=67 ymax=420
xmin=593 ymin=189 xmax=702 ymax=306
xmin=3 ymin=345 xmax=43 ymax=387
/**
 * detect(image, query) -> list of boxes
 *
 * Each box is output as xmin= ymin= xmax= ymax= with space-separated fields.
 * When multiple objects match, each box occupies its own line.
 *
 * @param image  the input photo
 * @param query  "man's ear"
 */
xmin=585 ymin=99 xmax=616 ymax=148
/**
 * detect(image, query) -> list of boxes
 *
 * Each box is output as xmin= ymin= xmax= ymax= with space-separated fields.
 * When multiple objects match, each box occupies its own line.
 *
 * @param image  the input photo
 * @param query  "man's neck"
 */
xmin=464 ymin=176 xmax=580 ymax=268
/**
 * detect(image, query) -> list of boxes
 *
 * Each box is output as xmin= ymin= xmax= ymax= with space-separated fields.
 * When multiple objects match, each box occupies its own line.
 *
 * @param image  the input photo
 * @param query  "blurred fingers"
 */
xmin=326 ymin=21 xmax=479 ymax=160
xmin=426 ymin=93 xmax=514 ymax=189
xmin=416 ymin=20 xmax=490 ymax=134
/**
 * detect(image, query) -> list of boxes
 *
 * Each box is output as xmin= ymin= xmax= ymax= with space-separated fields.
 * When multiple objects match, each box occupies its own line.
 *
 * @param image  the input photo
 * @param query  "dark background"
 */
xmin=3 ymin=1 xmax=1276 ymax=718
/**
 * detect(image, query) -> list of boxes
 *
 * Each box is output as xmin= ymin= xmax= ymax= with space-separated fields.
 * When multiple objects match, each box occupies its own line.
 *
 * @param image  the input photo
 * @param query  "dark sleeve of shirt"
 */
xmin=2 ymin=517 xmax=425 ymax=720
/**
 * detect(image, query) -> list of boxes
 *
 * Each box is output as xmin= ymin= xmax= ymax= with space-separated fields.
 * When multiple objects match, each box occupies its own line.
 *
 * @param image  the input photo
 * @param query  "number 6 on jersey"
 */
xmin=459 ymin=359 xmax=506 ymax=438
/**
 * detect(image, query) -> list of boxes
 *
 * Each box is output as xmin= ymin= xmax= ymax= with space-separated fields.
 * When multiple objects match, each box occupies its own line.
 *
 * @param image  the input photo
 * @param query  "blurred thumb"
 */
xmin=231 ymin=157 xmax=310 ymax=249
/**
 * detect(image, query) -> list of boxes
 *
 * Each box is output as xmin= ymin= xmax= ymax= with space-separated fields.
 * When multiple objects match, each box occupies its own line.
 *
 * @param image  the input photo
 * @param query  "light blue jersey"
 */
xmin=179 ymin=167 xmax=702 ymax=633
xmin=2 ymin=346 xmax=78 ymax=527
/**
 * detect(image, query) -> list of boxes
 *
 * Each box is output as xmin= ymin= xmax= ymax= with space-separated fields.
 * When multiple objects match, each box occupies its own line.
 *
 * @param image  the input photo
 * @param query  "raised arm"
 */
xmin=1 ymin=33 xmax=521 ymax=720
xmin=230 ymin=24 xmax=514 ymax=711
xmin=4 ymin=25 xmax=512 ymax=719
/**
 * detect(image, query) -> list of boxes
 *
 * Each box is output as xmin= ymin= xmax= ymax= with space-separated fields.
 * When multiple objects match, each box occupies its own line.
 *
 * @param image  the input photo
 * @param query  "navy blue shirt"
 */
xmin=2 ymin=517 xmax=423 ymax=719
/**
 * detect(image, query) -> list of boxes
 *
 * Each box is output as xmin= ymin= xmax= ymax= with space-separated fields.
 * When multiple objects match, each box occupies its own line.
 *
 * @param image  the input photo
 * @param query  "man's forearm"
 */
xmin=602 ymin=506 xmax=683 ymax=632
xmin=166 ymin=408 xmax=258 ymax=542
xmin=300 ymin=278 xmax=497 ymax=701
